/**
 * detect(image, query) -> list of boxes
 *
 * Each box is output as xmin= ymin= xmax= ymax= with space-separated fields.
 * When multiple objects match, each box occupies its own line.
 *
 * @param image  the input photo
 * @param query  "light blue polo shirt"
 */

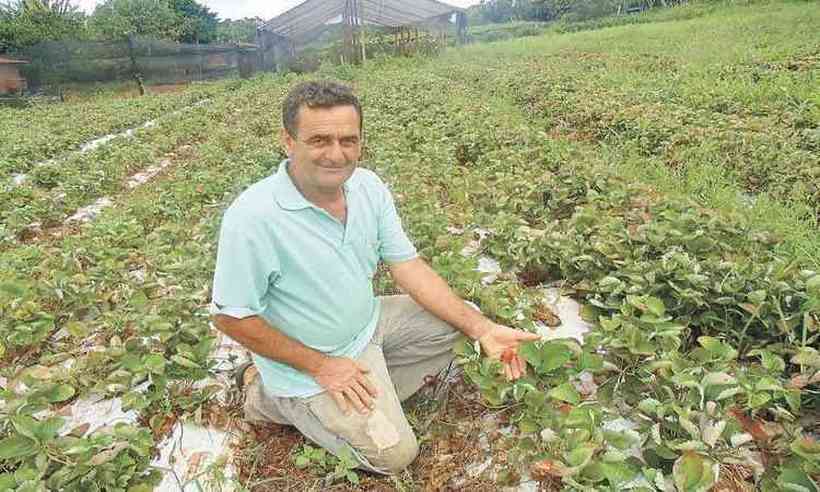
xmin=210 ymin=159 xmax=417 ymax=397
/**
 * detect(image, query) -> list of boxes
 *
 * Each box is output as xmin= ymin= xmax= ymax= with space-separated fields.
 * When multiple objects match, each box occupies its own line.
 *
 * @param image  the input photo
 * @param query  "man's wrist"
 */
xmin=303 ymin=351 xmax=332 ymax=377
xmin=472 ymin=318 xmax=495 ymax=341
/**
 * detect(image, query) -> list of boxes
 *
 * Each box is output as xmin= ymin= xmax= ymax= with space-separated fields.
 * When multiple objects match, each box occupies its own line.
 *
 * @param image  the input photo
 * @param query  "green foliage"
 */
xmin=88 ymin=0 xmax=181 ymax=41
xmin=214 ymin=18 xmax=259 ymax=44
xmin=292 ymin=444 xmax=360 ymax=485
xmin=167 ymin=0 xmax=217 ymax=44
xmin=0 ymin=382 xmax=159 ymax=491
xmin=473 ymin=0 xmax=570 ymax=23
xmin=86 ymin=0 xmax=220 ymax=43
xmin=0 ymin=0 xmax=87 ymax=53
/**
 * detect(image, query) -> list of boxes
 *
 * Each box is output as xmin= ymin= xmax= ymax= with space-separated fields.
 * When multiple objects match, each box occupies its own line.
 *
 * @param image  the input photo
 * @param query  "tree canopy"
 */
xmin=1 ymin=0 xmax=229 ymax=54
xmin=0 ymin=0 xmax=87 ymax=52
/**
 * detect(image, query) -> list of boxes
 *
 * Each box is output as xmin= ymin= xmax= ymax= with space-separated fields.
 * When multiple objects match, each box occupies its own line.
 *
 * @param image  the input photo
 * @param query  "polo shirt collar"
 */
xmin=272 ymin=159 xmax=354 ymax=211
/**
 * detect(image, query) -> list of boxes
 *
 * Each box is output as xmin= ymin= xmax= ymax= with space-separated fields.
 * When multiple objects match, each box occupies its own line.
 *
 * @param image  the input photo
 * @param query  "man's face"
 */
xmin=281 ymin=105 xmax=362 ymax=195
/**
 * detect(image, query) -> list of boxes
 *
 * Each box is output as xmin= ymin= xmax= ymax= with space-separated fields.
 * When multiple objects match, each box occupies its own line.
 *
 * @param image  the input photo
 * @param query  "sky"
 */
xmin=73 ymin=0 xmax=482 ymax=21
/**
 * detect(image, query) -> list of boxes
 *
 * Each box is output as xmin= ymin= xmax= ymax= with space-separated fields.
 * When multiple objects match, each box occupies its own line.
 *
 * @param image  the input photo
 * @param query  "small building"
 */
xmin=0 ymin=56 xmax=29 ymax=94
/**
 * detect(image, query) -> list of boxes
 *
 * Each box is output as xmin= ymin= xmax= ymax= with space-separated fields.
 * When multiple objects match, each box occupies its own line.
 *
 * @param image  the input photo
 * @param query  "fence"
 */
xmin=19 ymin=36 xmax=257 ymax=91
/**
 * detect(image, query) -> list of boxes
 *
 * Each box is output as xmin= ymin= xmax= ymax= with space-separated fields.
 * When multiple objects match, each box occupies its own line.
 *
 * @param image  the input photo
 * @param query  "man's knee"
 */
xmin=369 ymin=432 xmax=419 ymax=474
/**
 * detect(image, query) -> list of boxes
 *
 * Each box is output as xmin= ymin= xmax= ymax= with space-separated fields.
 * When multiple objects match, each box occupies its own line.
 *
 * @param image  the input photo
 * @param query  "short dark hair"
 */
xmin=282 ymin=81 xmax=363 ymax=137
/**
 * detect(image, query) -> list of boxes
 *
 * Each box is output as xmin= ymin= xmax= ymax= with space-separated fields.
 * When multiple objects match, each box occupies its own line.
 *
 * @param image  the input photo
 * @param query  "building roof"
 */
xmin=0 ymin=56 xmax=29 ymax=64
xmin=259 ymin=0 xmax=463 ymax=43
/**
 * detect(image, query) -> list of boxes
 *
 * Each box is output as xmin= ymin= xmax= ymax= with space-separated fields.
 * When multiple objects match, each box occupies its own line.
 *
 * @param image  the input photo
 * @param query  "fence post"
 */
xmin=127 ymin=35 xmax=146 ymax=96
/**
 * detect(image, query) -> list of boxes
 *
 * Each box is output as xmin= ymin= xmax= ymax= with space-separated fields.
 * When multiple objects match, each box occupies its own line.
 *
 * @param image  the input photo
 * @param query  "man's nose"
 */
xmin=326 ymin=140 xmax=346 ymax=163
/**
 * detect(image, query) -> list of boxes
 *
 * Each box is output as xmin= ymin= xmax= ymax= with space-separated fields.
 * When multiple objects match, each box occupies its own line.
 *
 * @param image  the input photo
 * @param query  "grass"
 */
xmin=438 ymin=0 xmax=820 ymax=266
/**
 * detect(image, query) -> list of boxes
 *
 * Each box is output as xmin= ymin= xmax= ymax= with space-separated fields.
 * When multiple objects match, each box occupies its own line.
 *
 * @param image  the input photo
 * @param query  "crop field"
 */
xmin=1 ymin=1 xmax=818 ymax=491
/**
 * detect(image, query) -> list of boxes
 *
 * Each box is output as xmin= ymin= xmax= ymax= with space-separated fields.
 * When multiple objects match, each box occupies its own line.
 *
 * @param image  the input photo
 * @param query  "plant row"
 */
xmin=0 ymin=81 xmax=231 ymax=177
xmin=0 ymin=74 xmax=296 ymax=491
xmin=0 ymin=78 xmax=275 ymax=247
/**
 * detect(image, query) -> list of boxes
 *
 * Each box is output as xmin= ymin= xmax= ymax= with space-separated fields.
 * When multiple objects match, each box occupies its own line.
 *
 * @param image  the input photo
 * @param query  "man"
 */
xmin=211 ymin=81 xmax=539 ymax=474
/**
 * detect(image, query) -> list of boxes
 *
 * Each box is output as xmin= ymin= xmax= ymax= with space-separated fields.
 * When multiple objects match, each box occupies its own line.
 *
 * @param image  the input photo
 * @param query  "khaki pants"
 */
xmin=244 ymin=295 xmax=461 ymax=474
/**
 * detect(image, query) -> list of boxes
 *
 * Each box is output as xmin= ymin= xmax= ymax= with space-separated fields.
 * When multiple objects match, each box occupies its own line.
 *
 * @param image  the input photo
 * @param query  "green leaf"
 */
xmin=778 ymin=468 xmax=819 ymax=492
xmin=453 ymin=336 xmax=476 ymax=357
xmin=34 ymin=417 xmax=64 ymax=442
xmin=519 ymin=341 xmax=541 ymax=368
xmin=807 ymin=275 xmax=820 ymax=296
xmin=791 ymin=436 xmax=820 ymax=463
xmin=626 ymin=295 xmax=665 ymax=316
xmin=755 ymin=377 xmax=782 ymax=392
xmin=673 ymin=451 xmax=717 ymax=492
xmin=638 ymin=398 xmax=661 ymax=415
xmin=171 ymin=354 xmax=200 ymax=368
xmin=0 ymin=436 xmax=39 ymax=460
xmin=0 ymin=474 xmax=16 ymax=490
xmin=785 ymin=389 xmax=802 ymax=413
xmin=792 ymin=348 xmax=820 ymax=368
xmin=46 ymin=384 xmax=75 ymax=403
xmin=702 ymin=372 xmax=736 ymax=387
xmin=599 ymin=461 xmax=639 ymax=486
xmin=538 ymin=342 xmax=574 ymax=373
xmin=644 ymin=296 xmax=666 ymax=317
xmin=548 ymin=382 xmax=580 ymax=405
xmin=697 ymin=336 xmax=737 ymax=360
xmin=756 ymin=351 xmax=786 ymax=373
xmin=143 ymin=354 xmax=166 ymax=374
xmin=517 ymin=418 xmax=539 ymax=434
xmin=578 ymin=352 xmax=604 ymax=371
xmin=747 ymin=290 xmax=767 ymax=305
xmin=127 ymin=485 xmax=155 ymax=492
xmin=65 ymin=321 xmax=89 ymax=339
xmin=11 ymin=416 xmax=39 ymax=441
xmin=564 ymin=442 xmax=597 ymax=468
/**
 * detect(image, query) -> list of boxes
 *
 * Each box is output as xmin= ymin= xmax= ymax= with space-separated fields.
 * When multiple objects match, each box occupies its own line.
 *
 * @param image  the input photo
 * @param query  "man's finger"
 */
xmin=511 ymin=353 xmax=521 ymax=377
xmin=350 ymin=381 xmax=375 ymax=410
xmin=354 ymin=360 xmax=371 ymax=374
xmin=514 ymin=353 xmax=526 ymax=376
xmin=513 ymin=354 xmax=527 ymax=378
xmin=508 ymin=358 xmax=518 ymax=380
xmin=356 ymin=373 xmax=379 ymax=398
xmin=515 ymin=331 xmax=542 ymax=341
xmin=331 ymin=391 xmax=350 ymax=415
xmin=343 ymin=387 xmax=369 ymax=415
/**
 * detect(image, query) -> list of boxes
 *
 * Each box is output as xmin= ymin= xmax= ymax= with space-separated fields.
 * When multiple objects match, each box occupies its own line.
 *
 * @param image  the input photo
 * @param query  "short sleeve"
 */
xmin=377 ymin=180 xmax=418 ymax=264
xmin=210 ymin=207 xmax=280 ymax=319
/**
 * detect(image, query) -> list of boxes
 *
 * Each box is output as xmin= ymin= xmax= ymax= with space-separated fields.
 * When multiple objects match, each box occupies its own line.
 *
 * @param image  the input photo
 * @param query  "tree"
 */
xmin=89 ymin=0 xmax=180 ymax=41
xmin=0 ymin=0 xmax=87 ymax=53
xmin=168 ymin=0 xmax=218 ymax=44
xmin=215 ymin=18 xmax=259 ymax=45
xmin=474 ymin=0 xmax=580 ymax=23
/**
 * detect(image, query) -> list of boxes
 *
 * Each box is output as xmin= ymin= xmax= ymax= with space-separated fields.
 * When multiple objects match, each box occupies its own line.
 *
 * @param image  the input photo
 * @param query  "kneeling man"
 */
xmin=210 ymin=81 xmax=538 ymax=474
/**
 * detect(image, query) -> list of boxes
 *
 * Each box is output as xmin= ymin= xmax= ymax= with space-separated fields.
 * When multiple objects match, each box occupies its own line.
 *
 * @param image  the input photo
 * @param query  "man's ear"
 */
xmin=280 ymin=128 xmax=295 ymax=157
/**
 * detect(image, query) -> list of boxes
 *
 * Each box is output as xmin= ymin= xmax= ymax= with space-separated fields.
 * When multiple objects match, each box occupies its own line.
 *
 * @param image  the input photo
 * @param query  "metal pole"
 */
xmin=359 ymin=0 xmax=366 ymax=63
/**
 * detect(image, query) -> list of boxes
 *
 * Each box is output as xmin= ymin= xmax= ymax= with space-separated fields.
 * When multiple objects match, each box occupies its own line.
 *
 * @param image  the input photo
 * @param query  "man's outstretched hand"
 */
xmin=478 ymin=323 xmax=542 ymax=380
xmin=311 ymin=356 xmax=379 ymax=415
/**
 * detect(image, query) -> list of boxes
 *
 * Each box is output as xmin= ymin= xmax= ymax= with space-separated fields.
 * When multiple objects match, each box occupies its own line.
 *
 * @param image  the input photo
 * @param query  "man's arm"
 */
xmin=212 ymin=315 xmax=378 ymax=414
xmin=387 ymin=259 xmax=491 ymax=339
xmin=213 ymin=314 xmax=327 ymax=372
xmin=388 ymin=258 xmax=540 ymax=380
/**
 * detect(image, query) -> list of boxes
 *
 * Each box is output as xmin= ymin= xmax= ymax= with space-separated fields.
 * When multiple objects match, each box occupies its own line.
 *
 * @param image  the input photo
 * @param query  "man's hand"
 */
xmin=478 ymin=323 xmax=542 ymax=380
xmin=310 ymin=356 xmax=379 ymax=415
